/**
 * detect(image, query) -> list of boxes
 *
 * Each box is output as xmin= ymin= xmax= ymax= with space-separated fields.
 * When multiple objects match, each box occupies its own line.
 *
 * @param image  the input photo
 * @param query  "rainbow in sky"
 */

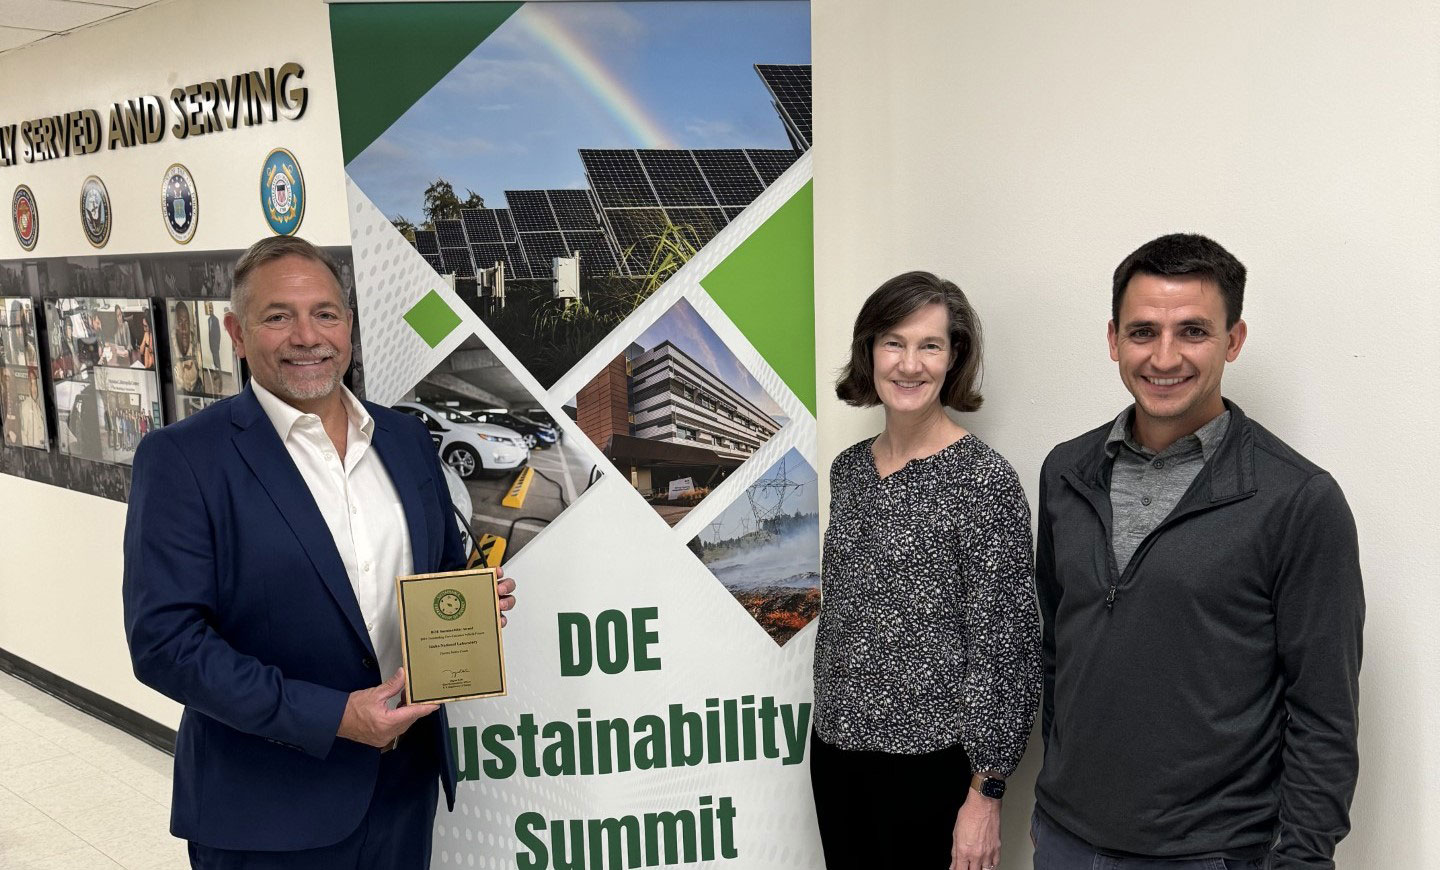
xmin=515 ymin=4 xmax=679 ymax=149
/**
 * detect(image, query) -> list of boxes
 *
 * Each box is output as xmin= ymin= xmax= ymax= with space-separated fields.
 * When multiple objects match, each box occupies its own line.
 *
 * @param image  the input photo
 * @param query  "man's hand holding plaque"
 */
xmin=396 ymin=567 xmax=512 ymax=704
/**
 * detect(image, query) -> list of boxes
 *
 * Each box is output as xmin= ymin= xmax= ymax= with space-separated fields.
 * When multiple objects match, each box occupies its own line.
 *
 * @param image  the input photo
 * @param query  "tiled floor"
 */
xmin=0 ymin=670 xmax=185 ymax=869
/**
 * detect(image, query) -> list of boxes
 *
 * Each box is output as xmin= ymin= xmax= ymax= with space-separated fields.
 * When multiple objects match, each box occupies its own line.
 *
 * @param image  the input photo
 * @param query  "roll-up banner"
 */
xmin=329 ymin=3 xmax=820 ymax=867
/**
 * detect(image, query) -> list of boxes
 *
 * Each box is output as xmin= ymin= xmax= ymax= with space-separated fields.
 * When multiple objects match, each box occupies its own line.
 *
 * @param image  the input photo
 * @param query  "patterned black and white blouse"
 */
xmin=813 ymin=434 xmax=1041 ymax=774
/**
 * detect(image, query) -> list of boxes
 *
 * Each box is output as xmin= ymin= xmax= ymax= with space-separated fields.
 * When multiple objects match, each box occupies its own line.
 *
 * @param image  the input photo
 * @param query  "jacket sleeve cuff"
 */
xmin=281 ymin=679 xmax=352 ymax=759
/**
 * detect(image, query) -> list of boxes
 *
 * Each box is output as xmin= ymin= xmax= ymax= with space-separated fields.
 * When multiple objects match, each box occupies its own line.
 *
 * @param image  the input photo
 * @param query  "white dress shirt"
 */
xmin=252 ymin=381 xmax=414 ymax=700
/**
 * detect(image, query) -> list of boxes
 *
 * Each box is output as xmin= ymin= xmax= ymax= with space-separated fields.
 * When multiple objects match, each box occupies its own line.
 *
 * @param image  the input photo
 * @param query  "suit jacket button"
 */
xmin=362 ymin=656 xmax=376 ymax=669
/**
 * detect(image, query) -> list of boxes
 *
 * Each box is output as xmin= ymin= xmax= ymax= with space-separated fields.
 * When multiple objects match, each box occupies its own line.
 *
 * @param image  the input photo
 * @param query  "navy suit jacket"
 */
xmin=123 ymin=385 xmax=464 ymax=851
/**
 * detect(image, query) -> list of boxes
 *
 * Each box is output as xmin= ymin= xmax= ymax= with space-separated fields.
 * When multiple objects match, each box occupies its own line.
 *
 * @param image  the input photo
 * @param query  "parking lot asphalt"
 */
xmin=461 ymin=436 xmax=596 ymax=558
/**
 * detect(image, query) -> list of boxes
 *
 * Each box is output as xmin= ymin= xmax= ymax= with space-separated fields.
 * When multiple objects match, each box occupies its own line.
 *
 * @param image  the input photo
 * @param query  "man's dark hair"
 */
xmin=835 ymin=270 xmax=984 ymax=412
xmin=1112 ymin=233 xmax=1246 ymax=329
xmin=231 ymin=236 xmax=345 ymax=323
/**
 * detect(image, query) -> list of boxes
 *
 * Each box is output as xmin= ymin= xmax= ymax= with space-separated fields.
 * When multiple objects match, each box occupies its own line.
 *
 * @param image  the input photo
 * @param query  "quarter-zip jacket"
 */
xmin=1034 ymin=401 xmax=1364 ymax=868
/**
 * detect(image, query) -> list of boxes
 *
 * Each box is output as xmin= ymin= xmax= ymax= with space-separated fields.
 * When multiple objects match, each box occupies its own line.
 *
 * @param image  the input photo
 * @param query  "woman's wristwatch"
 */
xmin=969 ymin=773 xmax=1006 ymax=800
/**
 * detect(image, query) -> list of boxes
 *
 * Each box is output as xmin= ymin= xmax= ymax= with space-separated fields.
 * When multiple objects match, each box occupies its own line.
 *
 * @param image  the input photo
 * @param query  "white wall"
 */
xmin=0 ymin=0 xmax=348 ymax=727
xmin=813 ymin=0 xmax=1439 ymax=866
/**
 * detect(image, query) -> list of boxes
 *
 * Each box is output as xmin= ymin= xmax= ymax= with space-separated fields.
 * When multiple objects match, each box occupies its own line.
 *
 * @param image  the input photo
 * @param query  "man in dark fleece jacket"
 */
xmin=1033 ymin=234 xmax=1364 ymax=870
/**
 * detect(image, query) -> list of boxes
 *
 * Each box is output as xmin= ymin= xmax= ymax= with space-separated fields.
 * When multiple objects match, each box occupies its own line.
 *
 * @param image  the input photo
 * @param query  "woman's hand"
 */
xmin=950 ymin=788 xmax=1001 ymax=870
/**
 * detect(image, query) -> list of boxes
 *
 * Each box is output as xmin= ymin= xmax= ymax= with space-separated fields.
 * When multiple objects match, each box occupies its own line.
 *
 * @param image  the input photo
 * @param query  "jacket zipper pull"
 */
xmin=1105 ymin=585 xmax=1117 ymax=610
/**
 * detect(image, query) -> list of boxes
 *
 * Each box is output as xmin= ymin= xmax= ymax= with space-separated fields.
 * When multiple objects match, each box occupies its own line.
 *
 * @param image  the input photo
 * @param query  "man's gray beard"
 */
xmin=276 ymin=367 xmax=343 ymax=402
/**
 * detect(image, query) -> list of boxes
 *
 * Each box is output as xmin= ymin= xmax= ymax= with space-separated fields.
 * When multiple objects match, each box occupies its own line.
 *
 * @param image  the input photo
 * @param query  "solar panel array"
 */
xmin=462 ymin=207 xmax=527 ymax=279
xmin=579 ymin=148 xmax=799 ymax=273
xmin=434 ymin=219 xmax=467 ymax=250
xmin=502 ymin=189 xmax=620 ymax=278
xmin=433 ymin=223 xmax=470 ymax=277
xmin=405 ymin=194 xmax=625 ymax=282
xmin=402 ymin=64 xmax=812 ymax=285
xmin=406 ymin=149 xmax=801 ymax=277
xmin=462 ymin=208 xmax=502 ymax=243
xmin=756 ymin=64 xmax=813 ymax=151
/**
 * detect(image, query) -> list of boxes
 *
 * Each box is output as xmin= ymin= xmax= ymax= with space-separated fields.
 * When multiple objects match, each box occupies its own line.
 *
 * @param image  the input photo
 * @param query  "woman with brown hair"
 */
xmin=811 ymin=271 xmax=1040 ymax=870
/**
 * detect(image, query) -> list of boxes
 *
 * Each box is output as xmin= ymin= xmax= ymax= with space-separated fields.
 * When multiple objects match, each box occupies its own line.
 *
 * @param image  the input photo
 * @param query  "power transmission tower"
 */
xmin=745 ymin=454 xmax=806 ymax=531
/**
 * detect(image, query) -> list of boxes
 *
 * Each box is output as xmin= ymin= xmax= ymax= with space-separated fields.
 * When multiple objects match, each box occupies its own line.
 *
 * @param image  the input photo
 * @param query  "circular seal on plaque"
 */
xmin=161 ymin=163 xmax=198 ymax=244
xmin=434 ymin=589 xmax=467 ymax=621
xmin=12 ymin=185 xmax=38 ymax=251
xmin=80 ymin=176 xmax=112 ymax=248
xmin=260 ymin=148 xmax=305 ymax=236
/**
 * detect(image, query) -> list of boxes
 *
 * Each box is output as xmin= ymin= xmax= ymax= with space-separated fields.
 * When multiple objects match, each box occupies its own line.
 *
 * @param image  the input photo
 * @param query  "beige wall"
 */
xmin=0 ymin=0 xmax=348 ymax=728
xmin=2 ymin=0 xmax=1436 ymax=864
xmin=814 ymin=0 xmax=1439 ymax=866
xmin=0 ymin=0 xmax=350 ymax=258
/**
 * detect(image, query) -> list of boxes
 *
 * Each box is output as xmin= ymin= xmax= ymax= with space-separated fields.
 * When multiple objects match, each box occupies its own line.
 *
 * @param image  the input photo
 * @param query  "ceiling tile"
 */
xmin=0 ymin=0 xmax=123 ymax=32
xmin=0 ymin=2 xmax=164 ymax=56
xmin=0 ymin=25 xmax=47 ymax=52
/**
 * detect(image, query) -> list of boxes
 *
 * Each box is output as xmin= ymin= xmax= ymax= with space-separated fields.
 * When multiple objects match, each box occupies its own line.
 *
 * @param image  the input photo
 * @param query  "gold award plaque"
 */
xmin=396 ymin=567 xmax=506 ymax=704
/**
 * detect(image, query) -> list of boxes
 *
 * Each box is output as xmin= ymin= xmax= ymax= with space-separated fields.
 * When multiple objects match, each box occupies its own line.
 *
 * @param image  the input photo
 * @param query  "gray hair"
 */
xmin=231 ymin=236 xmax=347 ymax=323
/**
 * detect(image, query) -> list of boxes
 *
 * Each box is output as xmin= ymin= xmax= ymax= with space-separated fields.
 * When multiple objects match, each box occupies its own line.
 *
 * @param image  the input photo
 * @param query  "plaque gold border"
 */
xmin=395 ymin=567 xmax=507 ymax=704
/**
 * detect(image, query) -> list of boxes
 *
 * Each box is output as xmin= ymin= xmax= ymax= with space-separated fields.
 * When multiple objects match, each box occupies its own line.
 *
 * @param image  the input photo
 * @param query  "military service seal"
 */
xmin=12 ymin=185 xmax=38 ymax=251
xmin=80 ymin=176 xmax=112 ymax=248
xmin=260 ymin=148 xmax=305 ymax=236
xmin=162 ymin=163 xmax=198 ymax=244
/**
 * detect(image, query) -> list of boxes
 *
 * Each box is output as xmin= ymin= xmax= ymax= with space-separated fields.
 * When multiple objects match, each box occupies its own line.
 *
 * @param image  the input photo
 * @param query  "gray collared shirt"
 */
xmin=1105 ymin=408 xmax=1231 ymax=572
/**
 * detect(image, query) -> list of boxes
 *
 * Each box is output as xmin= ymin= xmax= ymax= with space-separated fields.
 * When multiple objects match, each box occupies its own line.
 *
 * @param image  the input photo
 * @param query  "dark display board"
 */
xmin=0 ymin=247 xmax=357 ymax=502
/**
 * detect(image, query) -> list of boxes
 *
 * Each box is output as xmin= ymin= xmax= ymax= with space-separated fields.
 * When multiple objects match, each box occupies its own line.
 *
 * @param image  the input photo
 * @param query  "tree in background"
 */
xmin=422 ymin=179 xmax=484 ymax=228
xmin=391 ymin=215 xmax=417 ymax=242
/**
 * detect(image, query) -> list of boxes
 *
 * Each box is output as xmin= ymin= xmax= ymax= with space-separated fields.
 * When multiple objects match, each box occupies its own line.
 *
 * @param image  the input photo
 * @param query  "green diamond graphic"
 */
xmin=700 ymin=181 xmax=815 ymax=414
xmin=403 ymin=290 xmax=462 ymax=348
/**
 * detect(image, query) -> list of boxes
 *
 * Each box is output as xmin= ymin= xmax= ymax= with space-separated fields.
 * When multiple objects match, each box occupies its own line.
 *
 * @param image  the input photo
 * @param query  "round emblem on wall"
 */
xmin=161 ymin=163 xmax=198 ymax=244
xmin=260 ymin=148 xmax=306 ymax=236
xmin=434 ymin=589 xmax=467 ymax=621
xmin=12 ymin=185 xmax=38 ymax=251
xmin=80 ymin=176 xmax=112 ymax=248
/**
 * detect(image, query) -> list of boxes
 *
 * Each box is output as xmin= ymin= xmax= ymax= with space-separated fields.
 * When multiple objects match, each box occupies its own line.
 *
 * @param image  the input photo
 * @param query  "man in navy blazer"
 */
xmin=123 ymin=236 xmax=515 ymax=868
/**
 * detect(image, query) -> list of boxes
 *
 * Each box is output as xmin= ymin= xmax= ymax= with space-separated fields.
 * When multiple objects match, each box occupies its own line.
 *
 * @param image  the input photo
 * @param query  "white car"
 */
xmin=392 ymin=401 xmax=528 ymax=480
xmin=434 ymin=406 xmax=550 ymax=448
xmin=439 ymin=463 xmax=475 ymax=556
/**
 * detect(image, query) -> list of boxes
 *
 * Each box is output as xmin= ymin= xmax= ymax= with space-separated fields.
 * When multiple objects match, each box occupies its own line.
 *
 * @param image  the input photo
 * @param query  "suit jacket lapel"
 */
xmin=230 ymin=387 xmax=376 ymax=656
xmin=371 ymin=413 xmax=428 ymax=575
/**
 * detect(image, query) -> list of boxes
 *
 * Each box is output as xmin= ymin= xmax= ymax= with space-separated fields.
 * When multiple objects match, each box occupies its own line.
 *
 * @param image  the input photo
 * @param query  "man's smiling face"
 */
xmin=1108 ymin=272 xmax=1246 ymax=446
xmin=225 ymin=255 xmax=352 ymax=410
